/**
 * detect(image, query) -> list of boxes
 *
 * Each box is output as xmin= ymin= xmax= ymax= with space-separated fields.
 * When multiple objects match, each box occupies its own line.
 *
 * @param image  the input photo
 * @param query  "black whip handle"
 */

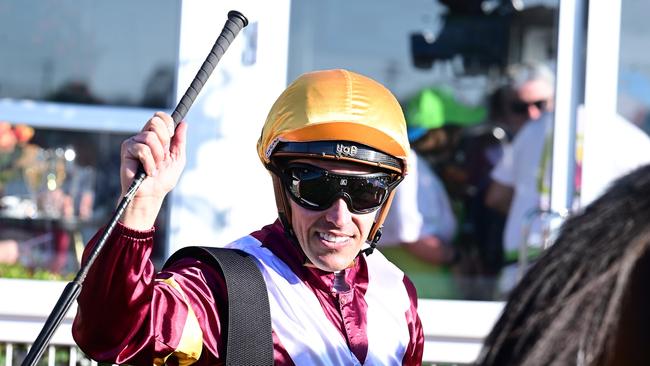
xmin=171 ymin=10 xmax=248 ymax=126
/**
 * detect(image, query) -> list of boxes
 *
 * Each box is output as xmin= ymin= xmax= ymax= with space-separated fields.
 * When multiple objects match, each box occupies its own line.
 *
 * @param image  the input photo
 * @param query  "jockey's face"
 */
xmin=288 ymin=159 xmax=378 ymax=272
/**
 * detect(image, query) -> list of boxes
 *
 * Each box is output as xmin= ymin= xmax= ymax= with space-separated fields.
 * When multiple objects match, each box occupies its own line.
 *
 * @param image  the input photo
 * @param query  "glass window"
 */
xmin=0 ymin=0 xmax=180 ymax=280
xmin=0 ymin=126 xmax=170 ymax=278
xmin=618 ymin=0 xmax=650 ymax=136
xmin=0 ymin=0 xmax=180 ymax=109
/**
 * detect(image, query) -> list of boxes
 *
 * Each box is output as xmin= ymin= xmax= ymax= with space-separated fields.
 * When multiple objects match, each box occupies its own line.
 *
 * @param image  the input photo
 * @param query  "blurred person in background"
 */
xmin=493 ymin=62 xmax=556 ymax=139
xmin=436 ymin=63 xmax=554 ymax=299
xmin=484 ymin=62 xmax=556 ymax=282
xmin=485 ymin=62 xmax=556 ymax=219
xmin=486 ymin=61 xmax=650 ymax=295
xmin=380 ymin=86 xmax=485 ymax=299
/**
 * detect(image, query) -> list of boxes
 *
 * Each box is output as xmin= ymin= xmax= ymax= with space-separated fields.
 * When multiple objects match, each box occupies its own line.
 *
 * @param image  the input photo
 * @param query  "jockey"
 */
xmin=73 ymin=69 xmax=424 ymax=365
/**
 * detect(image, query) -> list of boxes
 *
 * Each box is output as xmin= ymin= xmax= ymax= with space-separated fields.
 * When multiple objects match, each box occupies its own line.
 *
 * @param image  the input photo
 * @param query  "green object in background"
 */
xmin=407 ymin=89 xmax=446 ymax=130
xmin=0 ymin=263 xmax=74 ymax=281
xmin=379 ymin=245 xmax=459 ymax=299
xmin=406 ymin=87 xmax=487 ymax=142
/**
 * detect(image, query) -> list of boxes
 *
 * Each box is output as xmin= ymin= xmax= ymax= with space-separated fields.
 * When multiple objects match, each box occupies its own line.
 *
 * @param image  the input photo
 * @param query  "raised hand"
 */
xmin=119 ymin=112 xmax=187 ymax=230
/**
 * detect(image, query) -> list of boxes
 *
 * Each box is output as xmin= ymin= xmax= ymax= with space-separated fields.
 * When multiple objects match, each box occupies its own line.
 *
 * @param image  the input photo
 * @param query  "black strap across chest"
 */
xmin=164 ymin=246 xmax=273 ymax=366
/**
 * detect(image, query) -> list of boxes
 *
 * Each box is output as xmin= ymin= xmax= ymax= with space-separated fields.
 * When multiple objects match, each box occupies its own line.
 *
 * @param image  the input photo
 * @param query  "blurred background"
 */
xmin=0 ymin=0 xmax=648 ymax=302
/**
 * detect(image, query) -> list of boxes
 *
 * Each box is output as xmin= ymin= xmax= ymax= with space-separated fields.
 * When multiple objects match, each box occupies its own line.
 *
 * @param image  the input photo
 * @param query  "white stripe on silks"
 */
xmin=228 ymin=236 xmax=362 ymax=365
xmin=364 ymin=250 xmax=410 ymax=365
xmin=228 ymin=236 xmax=411 ymax=365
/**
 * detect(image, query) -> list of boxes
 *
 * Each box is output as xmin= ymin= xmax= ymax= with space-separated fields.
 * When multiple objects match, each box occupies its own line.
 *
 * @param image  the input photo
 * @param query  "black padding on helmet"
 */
xmin=272 ymin=141 xmax=403 ymax=172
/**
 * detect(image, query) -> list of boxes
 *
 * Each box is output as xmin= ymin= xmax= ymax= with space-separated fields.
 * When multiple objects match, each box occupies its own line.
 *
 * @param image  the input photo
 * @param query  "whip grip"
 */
xmin=134 ymin=10 xmax=248 ymax=178
xmin=171 ymin=10 xmax=248 ymax=125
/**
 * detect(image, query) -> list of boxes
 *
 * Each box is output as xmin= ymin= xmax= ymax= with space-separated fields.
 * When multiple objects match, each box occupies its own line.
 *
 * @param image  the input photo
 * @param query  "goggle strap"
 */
xmin=361 ymin=227 xmax=381 ymax=256
xmin=362 ymin=188 xmax=397 ymax=256
xmin=271 ymin=174 xmax=293 ymax=234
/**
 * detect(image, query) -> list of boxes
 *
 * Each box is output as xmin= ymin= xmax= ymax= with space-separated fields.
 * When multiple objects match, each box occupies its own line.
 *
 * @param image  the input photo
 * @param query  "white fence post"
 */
xmin=5 ymin=343 xmax=12 ymax=366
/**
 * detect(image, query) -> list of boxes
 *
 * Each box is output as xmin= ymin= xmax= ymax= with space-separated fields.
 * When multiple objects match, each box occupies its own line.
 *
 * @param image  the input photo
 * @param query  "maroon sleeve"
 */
xmin=72 ymin=223 xmax=228 ymax=365
xmin=402 ymin=276 xmax=425 ymax=366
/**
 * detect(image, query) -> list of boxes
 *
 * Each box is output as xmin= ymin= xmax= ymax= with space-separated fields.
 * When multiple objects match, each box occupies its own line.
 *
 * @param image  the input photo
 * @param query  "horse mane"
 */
xmin=477 ymin=164 xmax=650 ymax=366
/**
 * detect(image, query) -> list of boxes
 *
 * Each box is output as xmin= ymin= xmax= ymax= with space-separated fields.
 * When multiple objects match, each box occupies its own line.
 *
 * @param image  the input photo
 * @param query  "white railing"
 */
xmin=418 ymin=299 xmax=504 ymax=365
xmin=0 ymin=278 xmax=504 ymax=365
xmin=0 ymin=278 xmax=101 ymax=366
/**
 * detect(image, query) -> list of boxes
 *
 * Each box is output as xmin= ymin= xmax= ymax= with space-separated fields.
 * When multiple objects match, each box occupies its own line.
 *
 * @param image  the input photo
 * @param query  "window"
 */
xmin=618 ymin=0 xmax=650 ymax=136
xmin=0 ymin=0 xmax=180 ymax=109
xmin=0 ymin=1 xmax=181 ymax=279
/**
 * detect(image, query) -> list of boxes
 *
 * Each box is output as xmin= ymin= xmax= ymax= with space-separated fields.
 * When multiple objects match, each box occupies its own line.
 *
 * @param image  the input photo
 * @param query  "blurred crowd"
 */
xmin=380 ymin=61 xmax=650 ymax=300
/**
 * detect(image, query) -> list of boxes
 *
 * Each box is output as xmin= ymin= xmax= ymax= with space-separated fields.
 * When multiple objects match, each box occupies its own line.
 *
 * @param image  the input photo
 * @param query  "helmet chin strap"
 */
xmin=360 ymin=189 xmax=396 ymax=257
xmin=271 ymin=174 xmax=323 ymax=268
xmin=271 ymin=173 xmax=295 ymax=237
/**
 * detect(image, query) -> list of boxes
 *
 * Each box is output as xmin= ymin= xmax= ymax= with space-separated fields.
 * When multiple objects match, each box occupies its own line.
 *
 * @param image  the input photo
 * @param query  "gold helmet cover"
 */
xmin=257 ymin=69 xmax=409 ymax=175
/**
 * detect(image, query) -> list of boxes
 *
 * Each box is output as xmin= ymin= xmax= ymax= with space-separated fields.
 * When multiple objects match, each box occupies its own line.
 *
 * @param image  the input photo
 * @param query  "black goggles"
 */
xmin=278 ymin=163 xmax=402 ymax=214
xmin=510 ymin=99 xmax=548 ymax=115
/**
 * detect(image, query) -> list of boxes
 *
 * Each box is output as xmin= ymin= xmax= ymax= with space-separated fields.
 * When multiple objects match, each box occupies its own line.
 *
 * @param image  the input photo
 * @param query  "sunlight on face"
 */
xmin=288 ymin=159 xmax=377 ymax=272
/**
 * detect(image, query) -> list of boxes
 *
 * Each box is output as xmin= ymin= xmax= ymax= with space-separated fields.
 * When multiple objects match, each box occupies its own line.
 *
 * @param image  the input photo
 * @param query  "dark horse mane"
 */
xmin=477 ymin=164 xmax=650 ymax=366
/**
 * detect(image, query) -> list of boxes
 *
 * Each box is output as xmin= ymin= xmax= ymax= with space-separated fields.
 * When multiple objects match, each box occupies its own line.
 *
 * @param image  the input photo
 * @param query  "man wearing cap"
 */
xmin=72 ymin=70 xmax=424 ymax=365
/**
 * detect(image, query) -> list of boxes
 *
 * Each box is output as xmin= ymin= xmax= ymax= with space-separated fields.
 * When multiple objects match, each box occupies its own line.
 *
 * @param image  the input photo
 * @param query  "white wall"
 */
xmin=167 ymin=1 xmax=290 ymax=255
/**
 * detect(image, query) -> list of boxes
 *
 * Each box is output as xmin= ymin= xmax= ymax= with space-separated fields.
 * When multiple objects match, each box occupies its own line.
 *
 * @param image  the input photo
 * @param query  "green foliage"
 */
xmin=0 ymin=263 xmax=74 ymax=281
